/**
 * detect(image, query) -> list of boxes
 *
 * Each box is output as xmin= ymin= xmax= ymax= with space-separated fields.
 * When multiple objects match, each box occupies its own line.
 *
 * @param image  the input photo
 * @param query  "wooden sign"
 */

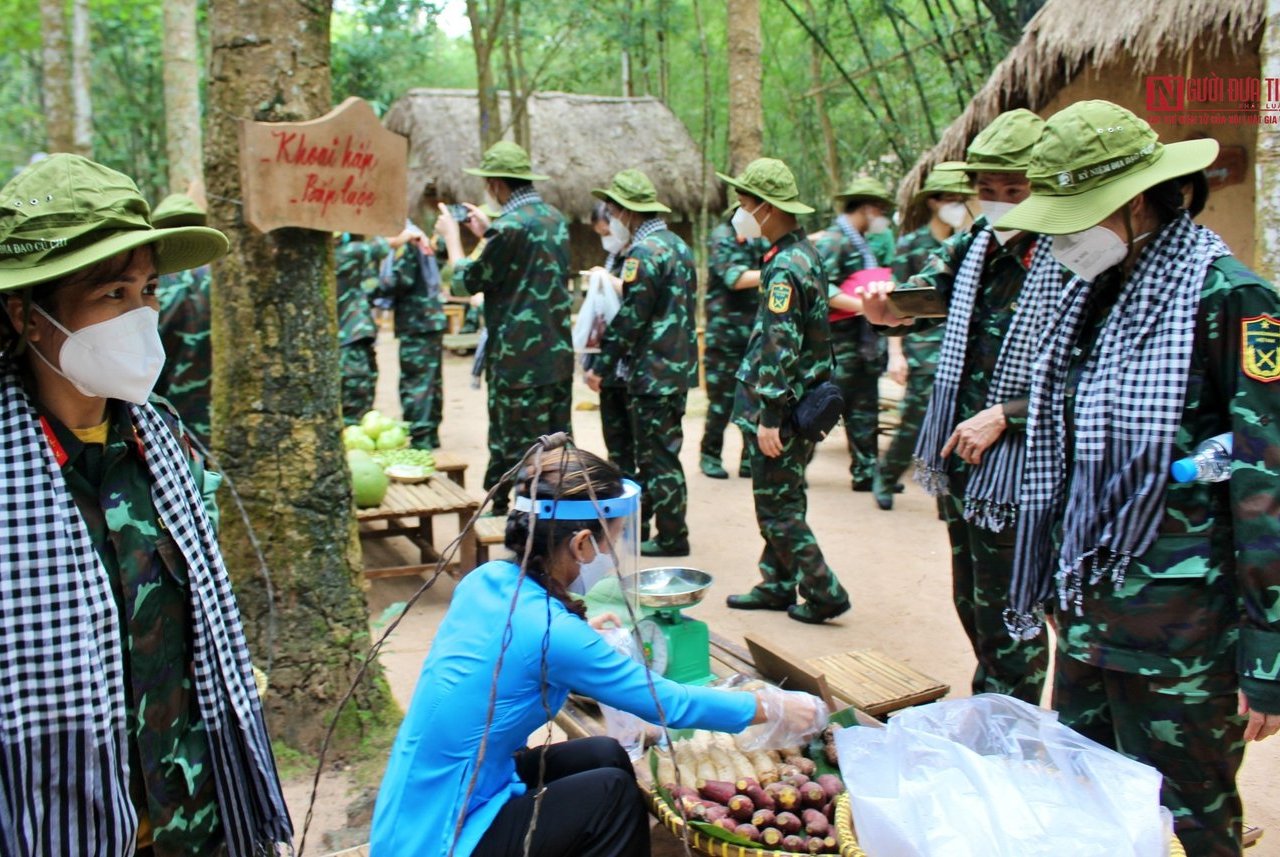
xmin=239 ymin=97 xmax=408 ymax=235
xmin=1204 ymin=144 xmax=1248 ymax=190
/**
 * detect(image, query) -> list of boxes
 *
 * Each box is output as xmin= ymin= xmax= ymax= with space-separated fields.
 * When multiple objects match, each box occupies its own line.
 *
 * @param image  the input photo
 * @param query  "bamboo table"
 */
xmin=356 ymin=476 xmax=480 ymax=579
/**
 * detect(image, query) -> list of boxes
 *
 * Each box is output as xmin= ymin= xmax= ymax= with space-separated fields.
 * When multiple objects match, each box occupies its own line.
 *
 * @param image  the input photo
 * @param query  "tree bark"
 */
xmin=162 ymin=0 xmax=203 ymax=193
xmin=70 ymin=0 xmax=92 ymax=157
xmin=804 ymin=0 xmax=839 ymax=193
xmin=40 ymin=0 xmax=73 ymax=153
xmin=206 ymin=0 xmax=396 ymax=753
xmin=1257 ymin=0 xmax=1280 ymax=279
xmin=466 ymin=0 xmax=507 ymax=149
xmin=726 ymin=0 xmax=763 ymax=172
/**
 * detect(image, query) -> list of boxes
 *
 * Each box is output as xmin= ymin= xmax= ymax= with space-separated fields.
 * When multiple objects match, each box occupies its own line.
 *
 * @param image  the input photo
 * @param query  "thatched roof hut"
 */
xmin=384 ymin=88 xmax=720 ymax=223
xmin=899 ymin=0 xmax=1264 ymax=260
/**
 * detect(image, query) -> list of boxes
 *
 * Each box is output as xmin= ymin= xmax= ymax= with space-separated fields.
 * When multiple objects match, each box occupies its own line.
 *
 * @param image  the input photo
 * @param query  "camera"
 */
xmin=447 ymin=203 xmax=471 ymax=223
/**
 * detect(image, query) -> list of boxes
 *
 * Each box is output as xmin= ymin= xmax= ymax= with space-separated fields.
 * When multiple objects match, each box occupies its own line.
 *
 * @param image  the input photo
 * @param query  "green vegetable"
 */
xmin=348 ymin=449 xmax=390 ymax=507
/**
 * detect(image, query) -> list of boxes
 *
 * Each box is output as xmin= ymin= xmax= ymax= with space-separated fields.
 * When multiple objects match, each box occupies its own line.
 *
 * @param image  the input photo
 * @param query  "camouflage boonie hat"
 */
xmin=592 ymin=169 xmax=671 ymax=213
xmin=464 ymin=141 xmax=549 ymax=181
xmin=960 ymin=108 xmax=1046 ymax=173
xmin=151 ymin=193 xmax=208 ymax=228
xmin=834 ymin=176 xmax=895 ymax=209
xmin=716 ymin=158 xmax=814 ymax=215
xmin=0 ymin=154 xmax=228 ymax=292
xmin=996 ymin=100 xmax=1218 ymax=235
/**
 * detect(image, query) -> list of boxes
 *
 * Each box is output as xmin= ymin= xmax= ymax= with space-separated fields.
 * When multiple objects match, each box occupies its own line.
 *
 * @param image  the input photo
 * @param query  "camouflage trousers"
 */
xmin=399 ymin=333 xmax=444 ymax=448
xmin=881 ymin=369 xmax=935 ymax=485
xmin=830 ymin=331 xmax=885 ymax=487
xmin=599 ymin=384 xmax=635 ymax=477
xmin=1054 ymin=653 xmax=1246 ymax=857
xmin=485 ymin=377 xmax=573 ymax=515
xmin=748 ymin=433 xmax=848 ymax=608
xmin=630 ymin=393 xmax=688 ymax=546
xmin=699 ymin=345 xmax=748 ymax=463
xmin=340 ymin=339 xmax=377 ymax=424
xmin=939 ymin=494 xmax=1048 ymax=703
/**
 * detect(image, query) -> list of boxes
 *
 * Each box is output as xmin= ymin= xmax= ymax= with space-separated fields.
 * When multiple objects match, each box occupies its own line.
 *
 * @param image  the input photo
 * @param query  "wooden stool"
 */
xmin=429 ymin=450 xmax=468 ymax=486
xmin=810 ymin=650 xmax=949 ymax=719
xmin=473 ymin=515 xmax=507 ymax=565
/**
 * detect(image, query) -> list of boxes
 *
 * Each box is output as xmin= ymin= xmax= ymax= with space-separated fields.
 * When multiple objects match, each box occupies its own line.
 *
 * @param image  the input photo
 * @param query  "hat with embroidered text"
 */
xmin=463 ymin=141 xmax=549 ymax=181
xmin=717 ymin=158 xmax=814 ymax=215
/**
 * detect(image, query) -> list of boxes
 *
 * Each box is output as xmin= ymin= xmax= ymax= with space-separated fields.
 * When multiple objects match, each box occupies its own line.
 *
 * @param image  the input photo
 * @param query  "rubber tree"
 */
xmin=162 ymin=0 xmax=202 ymax=193
xmin=205 ymin=0 xmax=396 ymax=753
xmin=39 ymin=0 xmax=72 ymax=153
xmin=727 ymin=0 xmax=763 ymax=172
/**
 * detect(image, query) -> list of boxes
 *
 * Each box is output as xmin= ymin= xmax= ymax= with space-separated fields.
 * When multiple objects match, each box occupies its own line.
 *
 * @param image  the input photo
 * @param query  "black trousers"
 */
xmin=472 ymin=737 xmax=650 ymax=857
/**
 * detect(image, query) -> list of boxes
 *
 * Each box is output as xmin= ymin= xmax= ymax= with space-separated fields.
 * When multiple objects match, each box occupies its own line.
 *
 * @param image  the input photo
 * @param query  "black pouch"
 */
xmin=785 ymin=381 xmax=845 ymax=442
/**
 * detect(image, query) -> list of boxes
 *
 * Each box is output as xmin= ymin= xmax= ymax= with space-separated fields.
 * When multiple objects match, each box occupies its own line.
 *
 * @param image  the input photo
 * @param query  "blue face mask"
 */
xmin=570 ymin=534 xmax=616 ymax=595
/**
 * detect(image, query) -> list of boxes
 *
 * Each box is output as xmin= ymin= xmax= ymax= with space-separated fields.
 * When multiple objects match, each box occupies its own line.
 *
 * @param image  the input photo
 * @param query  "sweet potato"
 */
xmin=815 ymin=774 xmax=844 ymax=802
xmin=703 ymin=804 xmax=730 ymax=824
xmin=785 ymin=755 xmax=817 ymax=777
xmin=751 ymin=808 xmax=777 ymax=829
xmin=774 ymin=811 xmax=803 ymax=835
xmin=697 ymin=779 xmax=737 ymax=805
xmin=785 ymin=773 xmax=811 ymax=789
xmin=760 ymin=826 xmax=785 ymax=849
xmin=802 ymin=808 xmax=830 ymax=837
xmin=745 ymin=783 xmax=775 ymax=811
xmin=805 ymin=836 xmax=827 ymax=854
xmin=781 ymin=834 xmax=807 ymax=852
xmin=757 ymin=767 xmax=781 ymax=786
xmin=728 ymin=793 xmax=755 ymax=822
xmin=734 ymin=823 xmax=761 ymax=843
xmin=735 ymin=776 xmax=759 ymax=793
xmin=777 ymin=763 xmax=801 ymax=780
xmin=712 ymin=816 xmax=738 ymax=833
xmin=664 ymin=784 xmax=698 ymax=804
xmin=820 ymin=724 xmax=842 ymax=767
xmin=764 ymin=781 xmax=788 ymax=799
xmin=800 ymin=782 xmax=826 ymax=809
xmin=774 ymin=784 xmax=801 ymax=812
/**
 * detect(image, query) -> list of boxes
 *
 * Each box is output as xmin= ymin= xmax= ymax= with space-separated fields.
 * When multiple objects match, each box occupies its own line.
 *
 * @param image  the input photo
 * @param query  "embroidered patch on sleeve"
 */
xmin=767 ymin=282 xmax=793 ymax=314
xmin=622 ymin=257 xmax=640 ymax=283
xmin=1242 ymin=314 xmax=1280 ymax=382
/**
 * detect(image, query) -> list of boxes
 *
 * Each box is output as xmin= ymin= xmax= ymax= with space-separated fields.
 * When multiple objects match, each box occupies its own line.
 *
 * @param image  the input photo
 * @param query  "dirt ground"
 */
xmin=287 ymin=333 xmax=1278 ymax=855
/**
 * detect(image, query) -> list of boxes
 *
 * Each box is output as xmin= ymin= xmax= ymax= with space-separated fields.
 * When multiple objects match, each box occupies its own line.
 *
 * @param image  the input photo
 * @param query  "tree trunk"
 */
xmin=1257 ymin=0 xmax=1280 ymax=279
xmin=162 ymin=0 xmax=202 ymax=194
xmin=69 ymin=0 xmax=92 ymax=156
xmin=726 ymin=0 xmax=762 ymax=172
xmin=40 ymin=0 xmax=73 ymax=153
xmin=467 ymin=0 xmax=506 ymax=149
xmin=804 ymin=0 xmax=839 ymax=192
xmin=205 ymin=0 xmax=396 ymax=754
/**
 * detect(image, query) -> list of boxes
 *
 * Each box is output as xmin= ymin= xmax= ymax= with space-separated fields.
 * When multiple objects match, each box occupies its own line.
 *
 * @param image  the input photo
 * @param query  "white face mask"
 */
xmin=607 ymin=216 xmax=631 ymax=247
xmin=30 ymin=305 xmax=166 ymax=404
xmin=570 ymin=534 xmax=616 ymax=596
xmin=1051 ymin=225 xmax=1142 ymax=282
xmin=732 ymin=204 xmax=768 ymax=240
xmin=937 ymin=201 xmax=969 ymax=229
xmin=979 ymin=200 xmax=1019 ymax=245
xmin=601 ymin=234 xmax=627 ymax=255
xmin=867 ymin=214 xmax=891 ymax=235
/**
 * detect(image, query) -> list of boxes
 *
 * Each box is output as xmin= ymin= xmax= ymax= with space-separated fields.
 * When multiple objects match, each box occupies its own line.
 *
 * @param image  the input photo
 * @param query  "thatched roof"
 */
xmin=384 ymin=89 xmax=721 ymax=221
xmin=897 ymin=0 xmax=1265 ymax=207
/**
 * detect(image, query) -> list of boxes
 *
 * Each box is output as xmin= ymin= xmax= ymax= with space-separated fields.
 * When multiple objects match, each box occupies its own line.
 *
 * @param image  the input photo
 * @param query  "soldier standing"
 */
xmin=585 ymin=200 xmax=635 ymax=477
xmin=437 ymin=142 xmax=573 ymax=515
xmin=152 ymin=192 xmax=213 ymax=449
xmin=389 ymin=232 xmax=448 ymax=448
xmin=811 ymin=176 xmax=895 ymax=494
xmin=720 ymin=159 xmax=850 ymax=624
xmin=585 ymin=170 xmax=696 ymax=557
xmin=876 ymin=164 xmax=975 ymax=509
xmin=997 ymin=100 xmax=1280 ymax=857
xmin=336 ymin=232 xmax=396 ymax=424
xmin=698 ymin=211 xmax=766 ymax=480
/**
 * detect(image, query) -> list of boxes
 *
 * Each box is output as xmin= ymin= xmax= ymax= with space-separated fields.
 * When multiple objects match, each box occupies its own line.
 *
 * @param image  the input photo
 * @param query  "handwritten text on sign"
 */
xmin=239 ymin=97 xmax=407 ymax=235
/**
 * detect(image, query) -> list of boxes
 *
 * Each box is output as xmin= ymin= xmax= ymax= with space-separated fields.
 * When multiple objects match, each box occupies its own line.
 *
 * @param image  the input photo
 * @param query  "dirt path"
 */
xmin=291 ymin=335 xmax=1277 ymax=855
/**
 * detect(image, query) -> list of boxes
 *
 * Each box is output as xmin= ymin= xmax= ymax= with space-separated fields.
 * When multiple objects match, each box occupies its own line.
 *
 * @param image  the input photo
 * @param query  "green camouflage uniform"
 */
xmin=337 ymin=236 xmax=390 ymax=424
xmin=881 ymin=226 xmax=946 ymax=486
xmin=699 ymin=222 xmax=766 ymax=469
xmin=596 ymin=220 xmax=698 ymax=548
xmin=811 ymin=223 xmax=893 ymax=488
xmin=155 ymin=265 xmax=212 ymax=450
xmin=733 ymin=230 xmax=847 ymax=608
xmin=896 ymin=224 xmax=1048 ymax=703
xmin=44 ymin=399 xmax=223 ymax=856
xmin=455 ymin=188 xmax=574 ymax=512
xmin=1051 ymin=257 xmax=1280 ymax=857
xmin=390 ymin=245 xmax=448 ymax=448
xmin=587 ymin=251 xmax=635 ymax=477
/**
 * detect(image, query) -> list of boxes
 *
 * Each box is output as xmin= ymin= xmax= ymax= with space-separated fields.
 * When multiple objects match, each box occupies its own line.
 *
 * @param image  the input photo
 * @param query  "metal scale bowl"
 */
xmin=621 ymin=568 xmax=716 ymax=686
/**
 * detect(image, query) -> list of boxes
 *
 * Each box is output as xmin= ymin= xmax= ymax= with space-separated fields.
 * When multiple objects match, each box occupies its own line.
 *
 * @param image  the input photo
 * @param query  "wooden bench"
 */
xmin=810 ymin=649 xmax=950 ymax=719
xmin=473 ymin=515 xmax=507 ymax=565
xmin=356 ymin=477 xmax=480 ymax=579
xmin=429 ymin=450 xmax=468 ymax=486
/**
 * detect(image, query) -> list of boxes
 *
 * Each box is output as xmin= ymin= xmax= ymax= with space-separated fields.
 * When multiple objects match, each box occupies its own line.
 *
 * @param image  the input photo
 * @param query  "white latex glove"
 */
xmin=735 ymin=687 xmax=829 ymax=751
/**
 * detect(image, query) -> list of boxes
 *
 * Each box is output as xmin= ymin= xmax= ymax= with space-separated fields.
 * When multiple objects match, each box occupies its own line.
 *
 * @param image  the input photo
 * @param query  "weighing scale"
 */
xmin=621 ymin=567 xmax=717 ymax=686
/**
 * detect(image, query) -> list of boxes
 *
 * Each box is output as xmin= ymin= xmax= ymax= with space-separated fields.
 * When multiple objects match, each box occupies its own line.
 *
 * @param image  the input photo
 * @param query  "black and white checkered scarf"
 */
xmin=1005 ymin=214 xmax=1230 ymax=640
xmin=961 ymin=236 xmax=1063 ymax=531
xmin=836 ymin=217 xmax=878 ymax=268
xmin=912 ymin=225 xmax=995 ymax=495
xmin=0 ymin=364 xmax=292 ymax=855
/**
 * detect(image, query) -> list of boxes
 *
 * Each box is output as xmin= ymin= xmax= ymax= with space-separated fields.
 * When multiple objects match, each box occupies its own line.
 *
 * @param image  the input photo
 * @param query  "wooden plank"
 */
xmin=810 ymin=650 xmax=948 ymax=717
xmin=431 ymin=450 xmax=467 ymax=485
xmin=744 ymin=634 xmax=836 ymax=712
xmin=1244 ymin=824 xmax=1262 ymax=849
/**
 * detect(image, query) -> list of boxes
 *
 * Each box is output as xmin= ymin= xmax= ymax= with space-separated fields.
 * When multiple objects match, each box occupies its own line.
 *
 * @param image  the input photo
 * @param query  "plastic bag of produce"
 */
xmin=837 ymin=694 xmax=1171 ymax=857
xmin=596 ymin=626 xmax=648 ymax=760
xmin=572 ymin=269 xmax=622 ymax=353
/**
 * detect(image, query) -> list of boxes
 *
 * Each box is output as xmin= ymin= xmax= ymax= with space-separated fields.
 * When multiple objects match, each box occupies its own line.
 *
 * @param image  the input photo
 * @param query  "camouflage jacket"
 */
xmin=155 ymin=265 xmax=212 ymax=449
xmin=891 ymin=225 xmax=946 ymax=373
xmin=596 ymin=221 xmax=699 ymax=397
xmin=45 ymin=399 xmax=223 ymax=855
xmin=812 ymin=222 xmax=893 ymax=360
xmin=1056 ymin=257 xmax=1280 ymax=710
xmin=734 ymin=229 xmax=834 ymax=431
xmin=455 ymin=192 xmax=574 ymax=388
xmin=390 ymin=244 xmax=448 ymax=337
xmin=704 ymin=222 xmax=766 ymax=353
xmin=336 ymin=236 xmax=389 ymax=346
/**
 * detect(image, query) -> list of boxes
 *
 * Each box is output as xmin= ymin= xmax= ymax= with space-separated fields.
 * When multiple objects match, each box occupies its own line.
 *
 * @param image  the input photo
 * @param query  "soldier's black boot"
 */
xmin=726 ymin=588 xmax=796 ymax=611
xmin=872 ymin=470 xmax=894 ymax=510
xmin=700 ymin=454 xmax=729 ymax=479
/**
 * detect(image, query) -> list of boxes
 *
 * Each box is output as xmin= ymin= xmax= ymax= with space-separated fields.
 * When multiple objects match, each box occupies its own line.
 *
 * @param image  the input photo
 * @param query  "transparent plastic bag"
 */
xmin=596 ymin=626 xmax=648 ymax=760
xmin=572 ymin=269 xmax=623 ymax=353
xmin=836 ymin=695 xmax=1172 ymax=857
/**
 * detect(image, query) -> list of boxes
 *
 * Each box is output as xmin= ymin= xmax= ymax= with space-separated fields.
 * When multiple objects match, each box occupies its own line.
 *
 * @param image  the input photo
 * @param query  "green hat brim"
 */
xmin=833 ymin=191 xmax=895 ymax=210
xmin=463 ymin=167 xmax=550 ymax=181
xmin=957 ymin=161 xmax=1028 ymax=174
xmin=0 ymin=225 xmax=228 ymax=293
xmin=911 ymin=185 xmax=974 ymax=206
xmin=590 ymin=188 xmax=671 ymax=214
xmin=716 ymin=171 xmax=814 ymax=215
xmin=995 ymin=138 xmax=1219 ymax=235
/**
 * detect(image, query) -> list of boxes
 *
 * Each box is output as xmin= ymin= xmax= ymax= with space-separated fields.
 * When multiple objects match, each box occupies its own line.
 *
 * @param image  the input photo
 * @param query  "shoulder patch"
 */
xmin=622 ymin=257 xmax=640 ymax=283
xmin=1242 ymin=314 xmax=1280 ymax=382
xmin=767 ymin=282 xmax=793 ymax=314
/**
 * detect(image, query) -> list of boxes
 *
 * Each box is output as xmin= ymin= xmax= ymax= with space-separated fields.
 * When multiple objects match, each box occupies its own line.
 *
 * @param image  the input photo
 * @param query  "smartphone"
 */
xmin=447 ymin=203 xmax=471 ymax=223
xmin=887 ymin=283 xmax=948 ymax=318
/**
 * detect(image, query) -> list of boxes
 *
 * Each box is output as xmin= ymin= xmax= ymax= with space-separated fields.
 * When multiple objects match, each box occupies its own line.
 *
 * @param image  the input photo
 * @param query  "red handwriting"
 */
xmin=267 ymin=132 xmax=379 ymax=178
xmin=289 ymin=173 xmax=378 ymax=217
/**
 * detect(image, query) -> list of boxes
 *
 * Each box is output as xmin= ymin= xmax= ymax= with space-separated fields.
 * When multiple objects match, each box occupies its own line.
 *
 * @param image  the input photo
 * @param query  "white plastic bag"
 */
xmin=572 ymin=269 xmax=622 ymax=353
xmin=837 ymin=694 xmax=1171 ymax=857
xmin=596 ymin=626 xmax=648 ymax=760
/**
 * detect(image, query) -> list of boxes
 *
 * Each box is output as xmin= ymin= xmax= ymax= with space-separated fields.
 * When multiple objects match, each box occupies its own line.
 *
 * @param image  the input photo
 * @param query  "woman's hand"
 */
xmin=1240 ymin=691 xmax=1280 ymax=742
xmin=738 ymin=687 xmax=829 ymax=750
xmin=859 ymin=281 xmax=907 ymax=326
xmin=941 ymin=404 xmax=1007 ymax=465
xmin=589 ymin=612 xmax=623 ymax=632
xmin=583 ymin=370 xmax=603 ymax=393
xmin=887 ymin=350 xmax=908 ymax=387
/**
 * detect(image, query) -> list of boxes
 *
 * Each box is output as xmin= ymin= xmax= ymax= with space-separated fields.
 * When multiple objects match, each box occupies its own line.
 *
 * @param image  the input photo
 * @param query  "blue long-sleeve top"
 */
xmin=370 ymin=560 xmax=757 ymax=857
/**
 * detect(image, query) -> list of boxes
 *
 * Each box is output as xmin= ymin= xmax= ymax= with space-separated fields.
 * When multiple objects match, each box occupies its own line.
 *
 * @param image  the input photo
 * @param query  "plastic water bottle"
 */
xmin=1170 ymin=433 xmax=1232 ymax=483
